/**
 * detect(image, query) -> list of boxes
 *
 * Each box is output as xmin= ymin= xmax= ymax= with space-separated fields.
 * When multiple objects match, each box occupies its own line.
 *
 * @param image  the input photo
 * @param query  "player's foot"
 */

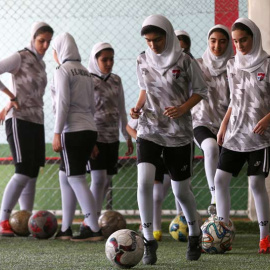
xmin=207 ymin=204 xmax=216 ymax=216
xmin=143 ymin=238 xmax=158 ymax=265
xmin=153 ymin=230 xmax=162 ymax=241
xmin=55 ymin=227 xmax=73 ymax=240
xmin=259 ymin=235 xmax=270 ymax=254
xmin=186 ymin=231 xmax=202 ymax=261
xmin=0 ymin=220 xmax=14 ymax=237
xmin=71 ymin=223 xmax=104 ymax=242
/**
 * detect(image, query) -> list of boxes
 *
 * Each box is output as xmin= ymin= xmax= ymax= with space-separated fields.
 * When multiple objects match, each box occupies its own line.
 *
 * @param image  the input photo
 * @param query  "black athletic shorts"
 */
xmin=218 ymin=147 xmax=270 ymax=177
xmin=136 ymin=137 xmax=192 ymax=181
xmin=194 ymin=126 xmax=217 ymax=147
xmin=6 ymin=118 xmax=45 ymax=178
xmin=60 ymin=130 xmax=97 ymax=176
xmin=155 ymin=156 xmax=169 ymax=182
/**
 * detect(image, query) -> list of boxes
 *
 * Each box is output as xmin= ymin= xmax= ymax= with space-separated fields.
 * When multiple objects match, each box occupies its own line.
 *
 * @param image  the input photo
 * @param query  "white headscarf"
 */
xmin=174 ymin=30 xmax=190 ymax=38
xmin=142 ymin=14 xmax=182 ymax=75
xmin=52 ymin=32 xmax=81 ymax=64
xmin=202 ymin=24 xmax=234 ymax=76
xmin=233 ymin=18 xmax=268 ymax=73
xmin=88 ymin=42 xmax=113 ymax=78
xmin=26 ymin=21 xmax=52 ymax=61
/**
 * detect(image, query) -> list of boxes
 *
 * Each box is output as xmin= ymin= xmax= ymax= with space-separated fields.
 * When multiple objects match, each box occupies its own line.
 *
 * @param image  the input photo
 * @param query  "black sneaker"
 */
xmin=55 ymin=227 xmax=73 ymax=240
xmin=207 ymin=204 xmax=217 ymax=216
xmin=186 ymin=231 xmax=202 ymax=261
xmin=71 ymin=223 xmax=104 ymax=242
xmin=142 ymin=238 xmax=158 ymax=265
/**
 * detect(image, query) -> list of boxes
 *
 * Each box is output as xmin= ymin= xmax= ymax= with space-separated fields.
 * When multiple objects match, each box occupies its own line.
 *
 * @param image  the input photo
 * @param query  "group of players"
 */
xmin=0 ymin=13 xmax=269 ymax=266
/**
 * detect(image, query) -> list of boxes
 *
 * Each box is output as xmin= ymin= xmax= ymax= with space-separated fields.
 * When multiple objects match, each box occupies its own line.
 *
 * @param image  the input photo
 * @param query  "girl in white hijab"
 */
xmin=192 ymin=25 xmax=233 ymax=218
xmin=174 ymin=30 xmax=193 ymax=58
xmin=215 ymin=18 xmax=270 ymax=254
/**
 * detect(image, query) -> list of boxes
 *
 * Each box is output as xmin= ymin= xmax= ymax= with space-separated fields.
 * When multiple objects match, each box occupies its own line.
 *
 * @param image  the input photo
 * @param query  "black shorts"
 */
xmin=89 ymin=141 xmax=120 ymax=175
xmin=194 ymin=126 xmax=217 ymax=147
xmin=155 ymin=156 xmax=169 ymax=182
xmin=218 ymin=147 xmax=270 ymax=177
xmin=136 ymin=137 xmax=192 ymax=181
xmin=60 ymin=130 xmax=97 ymax=176
xmin=6 ymin=118 xmax=45 ymax=178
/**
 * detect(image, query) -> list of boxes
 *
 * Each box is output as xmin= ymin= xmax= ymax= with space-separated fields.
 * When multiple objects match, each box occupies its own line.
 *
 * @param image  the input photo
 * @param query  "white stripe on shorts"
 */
xmin=12 ymin=118 xmax=22 ymax=163
xmin=263 ymin=148 xmax=269 ymax=173
xmin=61 ymin=133 xmax=70 ymax=176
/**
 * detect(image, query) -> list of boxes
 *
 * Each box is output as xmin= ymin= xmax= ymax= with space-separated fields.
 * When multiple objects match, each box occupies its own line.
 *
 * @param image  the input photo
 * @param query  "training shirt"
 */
xmin=137 ymin=52 xmax=208 ymax=147
xmin=0 ymin=49 xmax=47 ymax=125
xmin=91 ymin=73 xmax=130 ymax=143
xmin=223 ymin=57 xmax=270 ymax=152
xmin=192 ymin=58 xmax=230 ymax=135
xmin=52 ymin=61 xmax=97 ymax=134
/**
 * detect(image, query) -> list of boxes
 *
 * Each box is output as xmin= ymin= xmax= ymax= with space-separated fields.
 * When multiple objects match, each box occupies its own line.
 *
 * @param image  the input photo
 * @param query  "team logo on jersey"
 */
xmin=172 ymin=69 xmax=181 ymax=79
xmin=142 ymin=68 xmax=148 ymax=76
xmin=257 ymin=72 xmax=265 ymax=81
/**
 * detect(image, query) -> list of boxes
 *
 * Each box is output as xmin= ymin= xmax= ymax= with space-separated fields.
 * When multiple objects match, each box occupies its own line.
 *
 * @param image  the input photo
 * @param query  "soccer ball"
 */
xmin=201 ymin=216 xmax=234 ymax=254
xmin=28 ymin=210 xmax=58 ymax=239
xmin=9 ymin=210 xmax=32 ymax=236
xmin=105 ymin=229 xmax=144 ymax=269
xmin=99 ymin=210 xmax=126 ymax=238
xmin=169 ymin=211 xmax=202 ymax=242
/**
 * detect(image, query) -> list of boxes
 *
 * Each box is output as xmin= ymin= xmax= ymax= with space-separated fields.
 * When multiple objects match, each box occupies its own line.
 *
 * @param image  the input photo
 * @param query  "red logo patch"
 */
xmin=257 ymin=72 xmax=265 ymax=81
xmin=172 ymin=69 xmax=180 ymax=79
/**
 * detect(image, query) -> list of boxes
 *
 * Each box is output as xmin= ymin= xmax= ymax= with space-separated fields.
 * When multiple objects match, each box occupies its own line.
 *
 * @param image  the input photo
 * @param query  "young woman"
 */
xmin=192 ymin=25 xmax=233 ymax=215
xmin=215 ymin=18 xmax=270 ymax=254
xmin=52 ymin=33 xmax=103 ymax=242
xmin=174 ymin=30 xmax=193 ymax=58
xmin=0 ymin=22 xmax=54 ymax=236
xmin=130 ymin=14 xmax=208 ymax=264
xmin=87 ymin=42 xmax=133 ymax=218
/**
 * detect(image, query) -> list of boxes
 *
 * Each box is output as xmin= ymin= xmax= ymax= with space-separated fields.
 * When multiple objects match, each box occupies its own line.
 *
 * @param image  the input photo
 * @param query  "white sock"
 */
xmin=215 ymin=169 xmax=232 ymax=224
xmin=171 ymin=178 xmax=200 ymax=236
xmin=201 ymin=138 xmax=219 ymax=204
xmin=59 ymin=171 xmax=77 ymax=231
xmin=68 ymin=174 xmax=99 ymax=232
xmin=163 ymin=174 xmax=171 ymax=198
xmin=0 ymin=174 xmax=30 ymax=221
xmin=90 ymin=170 xmax=107 ymax=217
xmin=18 ymin=177 xmax=37 ymax=212
xmin=249 ymin=175 xmax=269 ymax=239
xmin=153 ymin=182 xmax=163 ymax=231
xmin=104 ymin=175 xmax=113 ymax=207
xmin=137 ymin=162 xmax=155 ymax=241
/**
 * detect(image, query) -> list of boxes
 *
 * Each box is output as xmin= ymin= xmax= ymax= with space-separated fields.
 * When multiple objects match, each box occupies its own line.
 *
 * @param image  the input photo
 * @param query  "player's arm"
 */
xmin=130 ymin=89 xmax=146 ymax=119
xmin=253 ymin=112 xmax=270 ymax=135
xmin=126 ymin=124 xmax=137 ymax=140
xmin=217 ymin=107 xmax=232 ymax=146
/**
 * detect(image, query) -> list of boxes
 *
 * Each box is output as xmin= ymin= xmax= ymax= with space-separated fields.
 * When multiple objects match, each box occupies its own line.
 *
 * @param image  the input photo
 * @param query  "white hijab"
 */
xmin=52 ymin=32 xmax=81 ymax=64
xmin=142 ymin=14 xmax=182 ymax=75
xmin=26 ymin=21 xmax=51 ymax=61
xmin=174 ymin=30 xmax=190 ymax=38
xmin=88 ymin=42 xmax=113 ymax=78
xmin=233 ymin=18 xmax=268 ymax=73
xmin=202 ymin=24 xmax=233 ymax=76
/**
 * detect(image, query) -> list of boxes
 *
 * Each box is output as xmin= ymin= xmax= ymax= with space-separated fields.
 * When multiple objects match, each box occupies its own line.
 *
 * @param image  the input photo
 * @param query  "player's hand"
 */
xmin=52 ymin=133 xmax=62 ymax=152
xmin=130 ymin=107 xmax=141 ymax=119
xmin=0 ymin=107 xmax=7 ymax=124
xmin=11 ymin=100 xmax=19 ymax=110
xmin=253 ymin=116 xmax=270 ymax=135
xmin=163 ymin=106 xmax=183 ymax=119
xmin=91 ymin=145 xmax=99 ymax=159
xmin=217 ymin=125 xmax=227 ymax=146
xmin=125 ymin=138 xmax=134 ymax=156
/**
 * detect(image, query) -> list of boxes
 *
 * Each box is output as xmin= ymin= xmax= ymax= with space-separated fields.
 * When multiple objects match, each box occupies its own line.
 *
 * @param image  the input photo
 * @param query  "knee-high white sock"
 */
xmin=104 ymin=174 xmax=113 ymax=207
xmin=249 ymin=175 xmax=269 ymax=239
xmin=68 ymin=175 xmax=99 ymax=232
xmin=175 ymin=197 xmax=182 ymax=214
xmin=201 ymin=138 xmax=219 ymax=204
xmin=215 ymin=169 xmax=232 ymax=224
xmin=137 ymin=162 xmax=155 ymax=241
xmin=171 ymin=178 xmax=200 ymax=236
xmin=18 ymin=177 xmax=37 ymax=212
xmin=90 ymin=170 xmax=107 ymax=217
xmin=153 ymin=182 xmax=163 ymax=231
xmin=59 ymin=171 xmax=77 ymax=231
xmin=0 ymin=174 xmax=30 ymax=221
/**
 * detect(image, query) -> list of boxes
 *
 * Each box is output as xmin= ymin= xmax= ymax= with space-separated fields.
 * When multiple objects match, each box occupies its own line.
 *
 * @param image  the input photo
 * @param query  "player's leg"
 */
xmin=153 ymin=180 xmax=163 ymax=240
xmin=18 ymin=176 xmax=37 ymax=211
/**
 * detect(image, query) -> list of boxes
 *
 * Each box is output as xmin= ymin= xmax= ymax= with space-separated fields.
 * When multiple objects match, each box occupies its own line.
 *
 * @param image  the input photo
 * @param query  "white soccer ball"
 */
xmin=105 ymin=229 xmax=144 ymax=268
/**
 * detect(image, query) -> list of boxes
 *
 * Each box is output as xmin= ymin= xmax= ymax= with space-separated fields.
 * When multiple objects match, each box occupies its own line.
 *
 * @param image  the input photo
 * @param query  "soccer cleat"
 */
xmin=153 ymin=230 xmax=162 ymax=241
xmin=55 ymin=227 xmax=73 ymax=240
xmin=186 ymin=231 xmax=202 ymax=261
xmin=259 ymin=235 xmax=270 ymax=254
xmin=207 ymin=204 xmax=217 ymax=216
xmin=142 ymin=238 xmax=158 ymax=265
xmin=71 ymin=223 xmax=104 ymax=242
xmin=0 ymin=220 xmax=14 ymax=237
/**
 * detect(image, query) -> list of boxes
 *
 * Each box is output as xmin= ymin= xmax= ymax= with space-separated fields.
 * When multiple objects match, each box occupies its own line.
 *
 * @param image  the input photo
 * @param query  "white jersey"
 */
xmin=223 ymin=57 xmax=270 ymax=152
xmin=137 ymin=52 xmax=208 ymax=147
xmin=52 ymin=61 xmax=96 ymax=134
xmin=192 ymin=58 xmax=230 ymax=135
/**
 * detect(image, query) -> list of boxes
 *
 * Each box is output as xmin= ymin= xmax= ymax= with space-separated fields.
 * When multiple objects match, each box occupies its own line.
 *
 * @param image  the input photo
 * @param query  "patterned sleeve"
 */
xmin=136 ymin=57 xmax=146 ymax=90
xmin=128 ymin=118 xmax=138 ymax=130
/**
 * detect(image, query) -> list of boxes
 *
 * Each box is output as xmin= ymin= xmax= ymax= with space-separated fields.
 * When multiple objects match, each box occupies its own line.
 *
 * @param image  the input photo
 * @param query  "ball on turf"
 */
xmin=9 ymin=210 xmax=32 ymax=236
xmin=201 ymin=216 xmax=234 ymax=254
xmin=28 ymin=210 xmax=58 ymax=239
xmin=99 ymin=210 xmax=126 ymax=238
xmin=105 ymin=229 xmax=144 ymax=269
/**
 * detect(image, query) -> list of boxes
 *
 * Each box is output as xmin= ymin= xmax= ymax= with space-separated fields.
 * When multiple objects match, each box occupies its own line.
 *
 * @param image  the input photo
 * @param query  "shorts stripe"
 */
xmin=61 ymin=134 xmax=70 ymax=176
xmin=263 ymin=148 xmax=269 ymax=173
xmin=12 ymin=118 xmax=22 ymax=162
